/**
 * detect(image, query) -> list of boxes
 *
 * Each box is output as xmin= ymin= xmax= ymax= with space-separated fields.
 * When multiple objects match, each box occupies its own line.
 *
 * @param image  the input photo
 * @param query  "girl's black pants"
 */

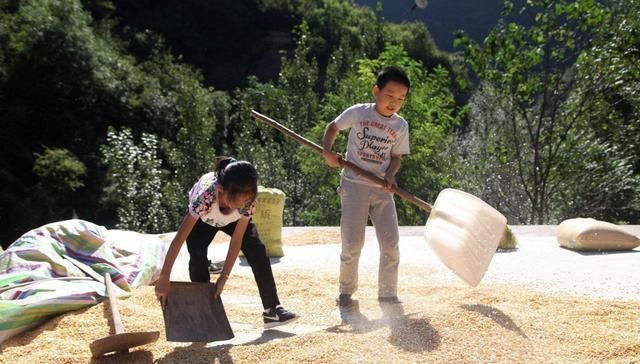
xmin=186 ymin=218 xmax=280 ymax=309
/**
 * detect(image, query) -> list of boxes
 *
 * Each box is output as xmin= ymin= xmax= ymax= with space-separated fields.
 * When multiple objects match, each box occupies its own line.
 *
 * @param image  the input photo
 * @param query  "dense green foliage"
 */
xmin=101 ymin=128 xmax=176 ymax=232
xmin=1 ymin=0 xmax=638 ymax=247
xmin=453 ymin=0 xmax=640 ymax=224
xmin=32 ymin=147 xmax=87 ymax=221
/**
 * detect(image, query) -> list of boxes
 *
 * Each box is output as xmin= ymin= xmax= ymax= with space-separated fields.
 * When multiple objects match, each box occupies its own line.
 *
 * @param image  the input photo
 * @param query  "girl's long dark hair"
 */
xmin=214 ymin=157 xmax=258 ymax=201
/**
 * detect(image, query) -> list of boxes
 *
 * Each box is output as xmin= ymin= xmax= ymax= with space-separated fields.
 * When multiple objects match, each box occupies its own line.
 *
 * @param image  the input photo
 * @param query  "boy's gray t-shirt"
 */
xmin=334 ymin=103 xmax=410 ymax=186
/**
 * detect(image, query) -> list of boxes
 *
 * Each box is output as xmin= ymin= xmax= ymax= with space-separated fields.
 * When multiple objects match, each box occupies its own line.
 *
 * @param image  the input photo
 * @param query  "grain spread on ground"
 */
xmin=212 ymin=229 xmax=341 ymax=246
xmin=2 ymin=267 xmax=638 ymax=363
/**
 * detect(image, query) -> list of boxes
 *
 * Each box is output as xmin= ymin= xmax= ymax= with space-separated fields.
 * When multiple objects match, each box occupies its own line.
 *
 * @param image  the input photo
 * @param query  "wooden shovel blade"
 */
xmin=424 ymin=188 xmax=507 ymax=287
xmin=90 ymin=331 xmax=159 ymax=357
xmin=162 ymin=281 xmax=234 ymax=342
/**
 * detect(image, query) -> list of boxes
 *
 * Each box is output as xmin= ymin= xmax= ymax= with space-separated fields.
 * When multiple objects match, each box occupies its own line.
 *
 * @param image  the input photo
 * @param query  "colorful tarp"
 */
xmin=0 ymin=219 xmax=167 ymax=344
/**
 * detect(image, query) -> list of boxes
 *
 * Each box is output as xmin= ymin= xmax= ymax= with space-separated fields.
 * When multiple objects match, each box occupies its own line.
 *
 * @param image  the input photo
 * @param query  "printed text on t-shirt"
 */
xmin=356 ymin=121 xmax=397 ymax=164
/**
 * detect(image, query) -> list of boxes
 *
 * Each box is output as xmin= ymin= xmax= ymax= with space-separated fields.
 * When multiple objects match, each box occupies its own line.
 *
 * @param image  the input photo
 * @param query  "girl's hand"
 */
xmin=214 ymin=275 xmax=228 ymax=298
xmin=155 ymin=274 xmax=171 ymax=309
xmin=155 ymin=213 xmax=198 ymax=309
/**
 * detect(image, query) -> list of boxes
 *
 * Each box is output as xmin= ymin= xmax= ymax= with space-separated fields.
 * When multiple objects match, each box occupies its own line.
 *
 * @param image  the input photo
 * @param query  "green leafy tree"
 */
xmin=232 ymin=77 xmax=290 ymax=193
xmin=295 ymin=0 xmax=381 ymax=76
xmin=556 ymin=140 xmax=640 ymax=222
xmin=101 ymin=128 xmax=179 ymax=233
xmin=137 ymin=52 xmax=225 ymax=186
xmin=0 ymin=0 xmax=141 ymax=242
xmin=575 ymin=0 xmax=640 ymax=163
xmin=562 ymin=0 xmax=640 ymax=221
xmin=454 ymin=0 xmax=613 ymax=223
xmin=32 ymin=148 xmax=87 ymax=220
xmin=169 ymin=78 xmax=219 ymax=187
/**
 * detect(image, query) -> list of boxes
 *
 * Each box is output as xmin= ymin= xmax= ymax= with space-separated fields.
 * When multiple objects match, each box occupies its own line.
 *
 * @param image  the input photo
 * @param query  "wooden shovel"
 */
xmin=250 ymin=109 xmax=508 ymax=287
xmin=90 ymin=273 xmax=159 ymax=357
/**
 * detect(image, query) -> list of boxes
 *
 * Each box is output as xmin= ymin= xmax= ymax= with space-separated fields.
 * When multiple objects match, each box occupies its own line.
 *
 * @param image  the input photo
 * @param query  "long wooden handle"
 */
xmin=104 ymin=273 xmax=125 ymax=335
xmin=250 ymin=109 xmax=432 ymax=212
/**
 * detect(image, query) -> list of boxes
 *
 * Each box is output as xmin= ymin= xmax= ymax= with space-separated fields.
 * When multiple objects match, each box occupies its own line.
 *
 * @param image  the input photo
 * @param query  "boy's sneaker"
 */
xmin=336 ymin=293 xmax=353 ymax=307
xmin=263 ymin=306 xmax=299 ymax=329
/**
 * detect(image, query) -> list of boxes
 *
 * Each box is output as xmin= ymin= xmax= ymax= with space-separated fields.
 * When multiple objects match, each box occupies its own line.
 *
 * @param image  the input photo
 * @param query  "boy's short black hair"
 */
xmin=376 ymin=66 xmax=410 ymax=90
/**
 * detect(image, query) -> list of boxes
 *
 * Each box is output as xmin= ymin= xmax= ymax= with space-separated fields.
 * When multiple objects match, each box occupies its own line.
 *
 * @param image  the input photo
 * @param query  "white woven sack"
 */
xmin=557 ymin=218 xmax=640 ymax=251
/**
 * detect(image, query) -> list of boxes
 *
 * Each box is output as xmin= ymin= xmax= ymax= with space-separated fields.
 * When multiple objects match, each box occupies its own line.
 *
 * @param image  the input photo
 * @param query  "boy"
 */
xmin=322 ymin=66 xmax=410 ymax=306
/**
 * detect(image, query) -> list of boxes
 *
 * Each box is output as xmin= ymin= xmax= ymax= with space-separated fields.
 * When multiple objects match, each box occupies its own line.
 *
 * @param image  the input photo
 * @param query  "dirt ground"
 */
xmin=1 ymin=226 xmax=639 ymax=363
xmin=208 ymin=225 xmax=640 ymax=301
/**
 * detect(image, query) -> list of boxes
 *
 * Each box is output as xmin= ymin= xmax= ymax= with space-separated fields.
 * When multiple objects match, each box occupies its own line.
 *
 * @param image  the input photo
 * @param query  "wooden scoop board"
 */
xmin=90 ymin=273 xmax=159 ymax=357
xmin=162 ymin=281 xmax=234 ymax=342
xmin=90 ymin=331 xmax=160 ymax=357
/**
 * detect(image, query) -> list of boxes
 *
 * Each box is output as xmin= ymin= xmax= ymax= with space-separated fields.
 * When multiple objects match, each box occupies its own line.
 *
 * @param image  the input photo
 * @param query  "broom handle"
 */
xmin=104 ymin=273 xmax=125 ymax=335
xmin=251 ymin=110 xmax=432 ymax=212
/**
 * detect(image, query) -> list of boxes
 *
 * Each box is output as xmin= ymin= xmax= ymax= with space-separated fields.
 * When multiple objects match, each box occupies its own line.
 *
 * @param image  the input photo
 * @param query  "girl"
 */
xmin=155 ymin=158 xmax=298 ymax=328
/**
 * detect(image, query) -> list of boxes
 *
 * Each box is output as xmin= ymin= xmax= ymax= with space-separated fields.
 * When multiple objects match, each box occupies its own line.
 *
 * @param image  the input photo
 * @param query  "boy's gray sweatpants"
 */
xmin=338 ymin=178 xmax=400 ymax=298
